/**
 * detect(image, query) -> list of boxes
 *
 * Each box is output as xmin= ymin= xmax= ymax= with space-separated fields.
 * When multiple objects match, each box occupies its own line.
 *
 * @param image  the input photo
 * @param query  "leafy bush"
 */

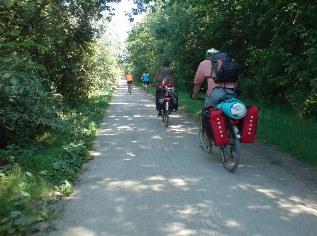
xmin=0 ymin=37 xmax=66 ymax=145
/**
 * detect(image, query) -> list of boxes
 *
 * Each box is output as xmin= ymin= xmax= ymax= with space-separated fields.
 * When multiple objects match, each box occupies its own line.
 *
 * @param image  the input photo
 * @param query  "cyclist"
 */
xmin=152 ymin=60 xmax=177 ymax=116
xmin=191 ymin=48 xmax=237 ymax=107
xmin=191 ymin=48 xmax=238 ymax=151
xmin=125 ymin=72 xmax=134 ymax=92
xmin=142 ymin=71 xmax=150 ymax=92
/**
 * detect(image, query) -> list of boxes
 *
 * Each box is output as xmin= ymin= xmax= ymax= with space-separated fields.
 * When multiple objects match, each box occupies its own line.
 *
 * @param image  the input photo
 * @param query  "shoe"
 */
xmin=158 ymin=111 xmax=162 ymax=116
xmin=199 ymin=144 xmax=212 ymax=152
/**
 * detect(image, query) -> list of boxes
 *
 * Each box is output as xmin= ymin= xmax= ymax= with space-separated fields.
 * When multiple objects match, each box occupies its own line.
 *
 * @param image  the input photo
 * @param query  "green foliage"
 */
xmin=0 ymin=86 xmax=116 ymax=234
xmin=51 ymin=141 xmax=89 ymax=182
xmin=255 ymin=102 xmax=317 ymax=164
xmin=0 ymin=0 xmax=120 ymax=147
xmin=55 ymin=180 xmax=74 ymax=196
xmin=0 ymin=1 xmax=120 ymax=234
xmin=0 ymin=36 xmax=65 ymax=144
xmin=127 ymin=0 xmax=317 ymax=119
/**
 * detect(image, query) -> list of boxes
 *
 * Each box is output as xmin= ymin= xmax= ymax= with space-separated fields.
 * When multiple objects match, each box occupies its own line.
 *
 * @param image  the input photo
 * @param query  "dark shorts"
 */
xmin=127 ymin=81 xmax=133 ymax=84
xmin=143 ymin=81 xmax=150 ymax=85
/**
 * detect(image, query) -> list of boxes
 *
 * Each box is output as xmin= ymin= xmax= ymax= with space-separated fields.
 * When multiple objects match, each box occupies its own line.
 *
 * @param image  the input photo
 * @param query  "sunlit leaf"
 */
xmin=2 ymin=73 xmax=12 ymax=79
xmin=5 ymin=86 xmax=11 ymax=93
xmin=17 ymin=86 xmax=25 ymax=93
xmin=10 ymin=77 xmax=19 ymax=85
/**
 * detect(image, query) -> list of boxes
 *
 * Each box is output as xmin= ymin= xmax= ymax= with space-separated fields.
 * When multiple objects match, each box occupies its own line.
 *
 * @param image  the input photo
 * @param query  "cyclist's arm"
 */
xmin=192 ymin=83 xmax=201 ymax=99
xmin=152 ymin=70 xmax=159 ymax=85
xmin=171 ymin=71 xmax=177 ymax=87
xmin=192 ymin=61 xmax=209 ymax=98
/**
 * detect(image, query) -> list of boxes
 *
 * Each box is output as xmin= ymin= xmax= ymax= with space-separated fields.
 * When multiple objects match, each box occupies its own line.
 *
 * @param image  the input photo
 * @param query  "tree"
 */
xmin=127 ymin=0 xmax=317 ymax=118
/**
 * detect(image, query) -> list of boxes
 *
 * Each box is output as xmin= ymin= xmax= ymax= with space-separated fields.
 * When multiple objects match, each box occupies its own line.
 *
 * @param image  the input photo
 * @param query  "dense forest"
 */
xmin=1 ymin=0 xmax=316 ymax=153
xmin=0 ymin=0 xmax=121 ymax=148
xmin=127 ymin=0 xmax=317 ymax=119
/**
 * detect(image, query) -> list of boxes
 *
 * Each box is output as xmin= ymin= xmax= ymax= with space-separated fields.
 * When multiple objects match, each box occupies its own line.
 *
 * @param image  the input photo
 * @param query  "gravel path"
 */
xmin=47 ymin=79 xmax=317 ymax=236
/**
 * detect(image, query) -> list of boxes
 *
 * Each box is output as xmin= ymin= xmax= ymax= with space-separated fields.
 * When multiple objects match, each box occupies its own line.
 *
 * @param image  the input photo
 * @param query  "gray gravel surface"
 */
xmin=47 ymin=79 xmax=317 ymax=236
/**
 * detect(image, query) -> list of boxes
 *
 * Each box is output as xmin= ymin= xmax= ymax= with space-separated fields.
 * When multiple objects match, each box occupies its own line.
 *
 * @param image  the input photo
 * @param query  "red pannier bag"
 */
xmin=240 ymin=106 xmax=259 ymax=143
xmin=204 ymin=108 xmax=229 ymax=146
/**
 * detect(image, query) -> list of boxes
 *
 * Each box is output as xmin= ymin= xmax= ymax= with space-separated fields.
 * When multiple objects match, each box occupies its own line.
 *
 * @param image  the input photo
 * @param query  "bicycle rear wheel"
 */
xmin=163 ymin=112 xmax=169 ymax=127
xmin=220 ymin=124 xmax=240 ymax=172
xmin=144 ymin=84 xmax=148 ymax=95
xmin=163 ymin=102 xmax=169 ymax=127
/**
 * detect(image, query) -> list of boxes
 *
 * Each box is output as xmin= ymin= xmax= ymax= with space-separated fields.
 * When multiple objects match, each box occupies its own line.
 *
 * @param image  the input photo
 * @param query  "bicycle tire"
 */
xmin=144 ymin=84 xmax=148 ymax=95
xmin=164 ymin=113 xmax=169 ymax=127
xmin=220 ymin=124 xmax=240 ymax=172
xmin=163 ymin=102 xmax=169 ymax=127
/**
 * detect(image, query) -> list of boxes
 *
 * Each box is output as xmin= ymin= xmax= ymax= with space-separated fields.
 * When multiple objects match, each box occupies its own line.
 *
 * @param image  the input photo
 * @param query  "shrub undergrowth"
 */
xmin=0 ymin=89 xmax=115 ymax=235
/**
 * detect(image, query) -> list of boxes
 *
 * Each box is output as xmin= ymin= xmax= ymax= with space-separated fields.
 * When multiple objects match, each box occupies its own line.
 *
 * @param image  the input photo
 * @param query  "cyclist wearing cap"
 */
xmin=191 ymin=48 xmax=237 ymax=107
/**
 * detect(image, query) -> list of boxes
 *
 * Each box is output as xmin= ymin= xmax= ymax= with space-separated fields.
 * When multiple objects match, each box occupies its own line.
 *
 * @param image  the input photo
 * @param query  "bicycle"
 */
xmin=157 ymin=83 xmax=176 ymax=127
xmin=193 ymin=95 xmax=247 ymax=172
xmin=143 ymin=82 xmax=149 ymax=95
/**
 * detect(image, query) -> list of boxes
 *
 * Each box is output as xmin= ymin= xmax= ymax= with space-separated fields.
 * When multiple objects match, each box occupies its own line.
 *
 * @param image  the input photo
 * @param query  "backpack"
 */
xmin=211 ymin=52 xmax=239 ymax=83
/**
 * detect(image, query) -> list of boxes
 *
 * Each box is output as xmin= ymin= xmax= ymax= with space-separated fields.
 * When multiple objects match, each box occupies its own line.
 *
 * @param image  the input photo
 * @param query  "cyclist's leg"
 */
xmin=203 ymin=117 xmax=212 ymax=148
xmin=201 ymin=107 xmax=216 ymax=150
xmin=127 ymin=81 xmax=132 ymax=93
xmin=199 ymin=114 xmax=212 ymax=151
xmin=156 ymin=88 xmax=164 ymax=116
xmin=145 ymin=82 xmax=149 ymax=92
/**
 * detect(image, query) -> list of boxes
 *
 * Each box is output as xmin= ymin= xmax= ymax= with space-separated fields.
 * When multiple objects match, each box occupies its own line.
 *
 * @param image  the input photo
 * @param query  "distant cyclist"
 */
xmin=142 ymin=71 xmax=150 ymax=92
xmin=125 ymin=72 xmax=133 ymax=83
xmin=125 ymin=71 xmax=133 ymax=83
xmin=152 ymin=60 xmax=177 ymax=116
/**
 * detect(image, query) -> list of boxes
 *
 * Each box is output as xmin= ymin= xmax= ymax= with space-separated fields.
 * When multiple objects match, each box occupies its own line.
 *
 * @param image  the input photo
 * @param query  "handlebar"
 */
xmin=153 ymin=83 xmax=175 ymax=89
xmin=190 ymin=92 xmax=204 ymax=101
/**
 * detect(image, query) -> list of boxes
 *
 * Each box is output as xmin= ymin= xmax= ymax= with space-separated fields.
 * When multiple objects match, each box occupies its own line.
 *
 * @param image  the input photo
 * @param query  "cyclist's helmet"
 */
xmin=206 ymin=48 xmax=220 ymax=59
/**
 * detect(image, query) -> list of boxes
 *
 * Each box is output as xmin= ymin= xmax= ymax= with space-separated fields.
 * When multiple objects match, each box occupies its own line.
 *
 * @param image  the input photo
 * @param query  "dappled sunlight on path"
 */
xmin=49 ymin=80 xmax=317 ymax=236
